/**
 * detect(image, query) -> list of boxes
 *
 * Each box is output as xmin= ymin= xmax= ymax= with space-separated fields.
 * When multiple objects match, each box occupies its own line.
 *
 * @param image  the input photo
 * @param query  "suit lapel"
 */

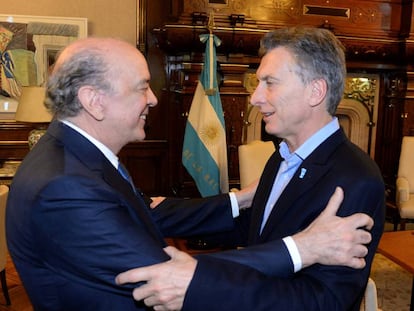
xmin=47 ymin=121 xmax=166 ymax=246
xmin=103 ymin=165 xmax=167 ymax=246
xmin=252 ymin=129 xmax=347 ymax=242
xmin=248 ymin=151 xmax=281 ymax=243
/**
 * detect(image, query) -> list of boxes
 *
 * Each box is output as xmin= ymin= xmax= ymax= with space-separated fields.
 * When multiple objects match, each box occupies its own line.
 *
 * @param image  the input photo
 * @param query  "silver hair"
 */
xmin=259 ymin=27 xmax=346 ymax=115
xmin=45 ymin=46 xmax=113 ymax=119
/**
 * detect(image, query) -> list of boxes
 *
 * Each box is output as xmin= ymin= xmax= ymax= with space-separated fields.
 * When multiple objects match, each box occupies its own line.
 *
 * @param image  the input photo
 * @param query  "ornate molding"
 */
xmin=343 ymin=76 xmax=377 ymax=127
xmin=351 ymin=6 xmax=380 ymax=24
xmin=260 ymin=0 xmax=301 ymax=18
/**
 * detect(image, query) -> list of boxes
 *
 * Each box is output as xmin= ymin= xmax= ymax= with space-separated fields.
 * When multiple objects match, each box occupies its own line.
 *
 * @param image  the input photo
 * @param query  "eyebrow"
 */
xmin=135 ymin=79 xmax=150 ymax=88
xmin=258 ymin=75 xmax=279 ymax=82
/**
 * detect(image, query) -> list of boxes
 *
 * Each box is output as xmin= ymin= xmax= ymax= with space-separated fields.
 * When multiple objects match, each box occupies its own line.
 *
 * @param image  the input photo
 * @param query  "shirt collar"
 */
xmin=60 ymin=119 xmax=119 ymax=168
xmin=279 ymin=117 xmax=340 ymax=161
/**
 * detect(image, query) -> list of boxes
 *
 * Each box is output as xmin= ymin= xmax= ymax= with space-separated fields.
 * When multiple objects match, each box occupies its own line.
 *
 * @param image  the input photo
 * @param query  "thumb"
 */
xmin=163 ymin=246 xmax=180 ymax=258
xmin=320 ymin=187 xmax=344 ymax=218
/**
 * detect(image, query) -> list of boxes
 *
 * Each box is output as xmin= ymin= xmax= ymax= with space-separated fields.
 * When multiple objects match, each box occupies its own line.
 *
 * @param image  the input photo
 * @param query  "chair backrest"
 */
xmin=0 ymin=185 xmax=9 ymax=270
xmin=360 ymin=278 xmax=381 ymax=311
xmin=242 ymin=105 xmax=263 ymax=143
xmin=238 ymin=140 xmax=276 ymax=189
xmin=397 ymin=136 xmax=414 ymax=193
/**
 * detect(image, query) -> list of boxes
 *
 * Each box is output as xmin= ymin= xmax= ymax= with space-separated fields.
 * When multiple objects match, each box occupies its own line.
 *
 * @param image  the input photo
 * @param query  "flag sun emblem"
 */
xmin=199 ymin=124 xmax=221 ymax=146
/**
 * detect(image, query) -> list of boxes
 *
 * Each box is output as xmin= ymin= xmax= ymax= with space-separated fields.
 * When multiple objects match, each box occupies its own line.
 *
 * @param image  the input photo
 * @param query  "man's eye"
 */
xmin=137 ymin=87 xmax=148 ymax=93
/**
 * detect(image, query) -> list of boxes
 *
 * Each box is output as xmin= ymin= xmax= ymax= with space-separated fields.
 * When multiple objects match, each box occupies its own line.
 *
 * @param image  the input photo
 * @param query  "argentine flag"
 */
xmin=182 ymin=33 xmax=229 ymax=197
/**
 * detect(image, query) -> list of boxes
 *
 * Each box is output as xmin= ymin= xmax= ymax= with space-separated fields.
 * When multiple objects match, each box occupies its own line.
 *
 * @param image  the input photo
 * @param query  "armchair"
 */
xmin=360 ymin=278 xmax=382 ymax=311
xmin=238 ymin=140 xmax=276 ymax=189
xmin=0 ymin=184 xmax=10 ymax=305
xmin=396 ymin=136 xmax=414 ymax=230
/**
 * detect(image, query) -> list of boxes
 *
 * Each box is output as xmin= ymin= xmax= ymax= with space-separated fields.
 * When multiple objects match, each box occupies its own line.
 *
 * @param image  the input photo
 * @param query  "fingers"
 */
xmin=323 ymin=187 xmax=373 ymax=231
xmin=132 ymin=283 xmax=155 ymax=302
xmin=347 ymin=257 xmax=366 ymax=269
xmin=116 ymin=245 xmax=191 ymax=311
xmin=116 ymin=265 xmax=156 ymax=285
xmin=348 ymin=213 xmax=374 ymax=231
xmin=320 ymin=187 xmax=344 ymax=217
xmin=361 ymin=229 xmax=372 ymax=244
xmin=235 ymin=179 xmax=259 ymax=209
xmin=150 ymin=196 xmax=167 ymax=208
xmin=295 ymin=185 xmax=374 ymax=269
xmin=356 ymin=227 xmax=372 ymax=244
xmin=163 ymin=246 xmax=180 ymax=258
xmin=153 ymin=305 xmax=169 ymax=311
xmin=116 ymin=247 xmax=178 ymax=285
xmin=333 ymin=227 xmax=370 ymax=269
xmin=345 ymin=244 xmax=369 ymax=269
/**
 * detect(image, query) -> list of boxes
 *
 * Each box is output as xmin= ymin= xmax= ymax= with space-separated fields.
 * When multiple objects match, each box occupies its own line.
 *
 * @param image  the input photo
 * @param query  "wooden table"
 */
xmin=377 ymin=230 xmax=414 ymax=311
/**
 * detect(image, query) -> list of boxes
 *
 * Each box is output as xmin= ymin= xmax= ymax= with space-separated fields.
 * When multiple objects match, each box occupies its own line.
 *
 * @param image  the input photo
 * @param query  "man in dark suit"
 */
xmin=6 ymin=36 xmax=374 ymax=310
xmin=116 ymin=27 xmax=385 ymax=311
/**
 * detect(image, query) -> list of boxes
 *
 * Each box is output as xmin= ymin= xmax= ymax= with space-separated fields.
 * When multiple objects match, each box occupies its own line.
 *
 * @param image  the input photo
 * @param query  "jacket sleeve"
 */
xmin=183 ymin=179 xmax=385 ymax=311
xmin=150 ymin=195 xmax=236 ymax=237
xmin=184 ymin=256 xmax=297 ymax=311
xmin=31 ymin=175 xmax=171 ymax=295
xmin=197 ymin=237 xmax=294 ymax=277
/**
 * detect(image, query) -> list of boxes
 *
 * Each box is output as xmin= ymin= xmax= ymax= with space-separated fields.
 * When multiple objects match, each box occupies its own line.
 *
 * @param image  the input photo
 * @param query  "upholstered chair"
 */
xmin=238 ymin=140 xmax=276 ymax=189
xmin=396 ymin=136 xmax=414 ymax=230
xmin=360 ymin=278 xmax=382 ymax=311
xmin=0 ymin=184 xmax=10 ymax=305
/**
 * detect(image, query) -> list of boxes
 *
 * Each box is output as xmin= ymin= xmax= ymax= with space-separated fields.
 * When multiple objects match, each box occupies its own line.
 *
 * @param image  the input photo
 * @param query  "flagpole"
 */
xmin=207 ymin=12 xmax=215 ymax=94
xmin=181 ymin=10 xmax=229 ymax=196
xmin=208 ymin=11 xmax=215 ymax=34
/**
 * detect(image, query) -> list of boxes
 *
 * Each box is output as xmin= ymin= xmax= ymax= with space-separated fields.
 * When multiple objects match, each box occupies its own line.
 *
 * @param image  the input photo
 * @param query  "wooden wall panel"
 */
xmin=179 ymin=0 xmax=405 ymax=39
xmin=156 ymin=0 xmax=413 ymax=199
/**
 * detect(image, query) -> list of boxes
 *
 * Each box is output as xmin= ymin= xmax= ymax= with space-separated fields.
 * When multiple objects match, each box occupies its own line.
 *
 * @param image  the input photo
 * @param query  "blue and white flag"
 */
xmin=182 ymin=33 xmax=229 ymax=197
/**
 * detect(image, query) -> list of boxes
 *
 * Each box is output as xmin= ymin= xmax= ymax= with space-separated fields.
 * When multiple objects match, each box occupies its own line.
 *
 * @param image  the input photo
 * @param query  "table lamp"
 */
xmin=15 ymin=86 xmax=52 ymax=149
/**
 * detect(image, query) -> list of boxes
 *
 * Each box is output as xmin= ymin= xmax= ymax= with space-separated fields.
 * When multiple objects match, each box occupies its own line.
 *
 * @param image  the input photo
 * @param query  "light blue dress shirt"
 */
xmin=261 ymin=117 xmax=340 ymax=271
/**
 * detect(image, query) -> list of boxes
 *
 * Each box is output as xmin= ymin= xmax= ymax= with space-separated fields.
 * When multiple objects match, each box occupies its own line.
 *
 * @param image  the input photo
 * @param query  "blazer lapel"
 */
xmin=253 ymin=129 xmax=347 ymax=242
xmin=103 ymin=165 xmax=167 ymax=246
xmin=248 ymin=151 xmax=281 ymax=244
xmin=47 ymin=121 xmax=166 ymax=246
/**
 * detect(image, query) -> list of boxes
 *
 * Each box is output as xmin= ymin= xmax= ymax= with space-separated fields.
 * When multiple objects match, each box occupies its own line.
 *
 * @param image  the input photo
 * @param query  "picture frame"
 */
xmin=136 ymin=0 xmax=146 ymax=54
xmin=0 ymin=14 xmax=88 ymax=117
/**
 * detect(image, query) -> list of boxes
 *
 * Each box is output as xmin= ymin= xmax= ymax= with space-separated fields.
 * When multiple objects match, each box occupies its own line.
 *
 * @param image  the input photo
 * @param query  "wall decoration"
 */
xmin=0 ymin=14 xmax=87 ymax=116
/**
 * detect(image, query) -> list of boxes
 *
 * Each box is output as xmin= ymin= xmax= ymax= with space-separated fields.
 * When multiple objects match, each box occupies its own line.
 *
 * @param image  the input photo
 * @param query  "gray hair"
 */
xmin=45 ymin=46 xmax=113 ymax=119
xmin=259 ymin=27 xmax=346 ymax=115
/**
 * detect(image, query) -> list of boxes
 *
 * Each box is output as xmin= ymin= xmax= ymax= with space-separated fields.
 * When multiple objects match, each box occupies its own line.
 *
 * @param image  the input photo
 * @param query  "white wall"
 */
xmin=0 ymin=0 xmax=137 ymax=44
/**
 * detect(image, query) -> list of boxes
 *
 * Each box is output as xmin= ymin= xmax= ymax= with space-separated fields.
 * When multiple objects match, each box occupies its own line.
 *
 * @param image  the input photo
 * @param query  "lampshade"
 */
xmin=15 ymin=86 xmax=52 ymax=123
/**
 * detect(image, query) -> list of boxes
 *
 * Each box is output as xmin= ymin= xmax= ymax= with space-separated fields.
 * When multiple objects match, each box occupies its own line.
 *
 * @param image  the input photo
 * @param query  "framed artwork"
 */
xmin=136 ymin=0 xmax=146 ymax=54
xmin=0 ymin=14 xmax=87 ymax=116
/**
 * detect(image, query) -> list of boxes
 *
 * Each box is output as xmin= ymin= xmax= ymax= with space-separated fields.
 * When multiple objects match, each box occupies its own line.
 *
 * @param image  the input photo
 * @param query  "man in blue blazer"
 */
xmin=7 ymin=36 xmax=374 ymax=310
xmin=116 ymin=27 xmax=385 ymax=311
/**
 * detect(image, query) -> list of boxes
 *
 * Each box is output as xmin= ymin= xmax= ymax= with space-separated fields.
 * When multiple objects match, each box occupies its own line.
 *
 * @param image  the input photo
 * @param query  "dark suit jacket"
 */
xmin=5 ymin=121 xmax=238 ymax=310
xmin=6 ymin=121 xmax=298 ymax=310
xmin=184 ymin=129 xmax=385 ymax=311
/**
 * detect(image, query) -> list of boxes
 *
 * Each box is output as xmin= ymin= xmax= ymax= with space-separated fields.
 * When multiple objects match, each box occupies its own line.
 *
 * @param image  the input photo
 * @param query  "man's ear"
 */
xmin=78 ymin=86 xmax=105 ymax=121
xmin=309 ymin=79 xmax=327 ymax=107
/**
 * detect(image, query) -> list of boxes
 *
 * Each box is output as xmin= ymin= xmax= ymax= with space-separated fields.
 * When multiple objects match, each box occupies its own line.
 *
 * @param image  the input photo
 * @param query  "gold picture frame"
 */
xmin=136 ymin=0 xmax=146 ymax=54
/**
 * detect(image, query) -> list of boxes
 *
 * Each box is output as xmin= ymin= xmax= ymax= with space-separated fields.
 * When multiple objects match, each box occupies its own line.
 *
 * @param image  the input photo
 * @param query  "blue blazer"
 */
xmin=6 ymin=121 xmax=298 ymax=310
xmin=184 ymin=129 xmax=385 ymax=311
xmin=5 ymin=121 xmax=237 ymax=310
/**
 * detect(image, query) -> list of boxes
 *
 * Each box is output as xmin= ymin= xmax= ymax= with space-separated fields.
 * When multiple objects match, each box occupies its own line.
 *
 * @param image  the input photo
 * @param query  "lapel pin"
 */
xmin=299 ymin=168 xmax=307 ymax=179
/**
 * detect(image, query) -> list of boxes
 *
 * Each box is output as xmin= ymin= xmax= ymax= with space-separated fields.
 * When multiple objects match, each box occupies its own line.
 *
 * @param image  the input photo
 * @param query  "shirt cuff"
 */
xmin=283 ymin=236 xmax=303 ymax=272
xmin=229 ymin=192 xmax=239 ymax=218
